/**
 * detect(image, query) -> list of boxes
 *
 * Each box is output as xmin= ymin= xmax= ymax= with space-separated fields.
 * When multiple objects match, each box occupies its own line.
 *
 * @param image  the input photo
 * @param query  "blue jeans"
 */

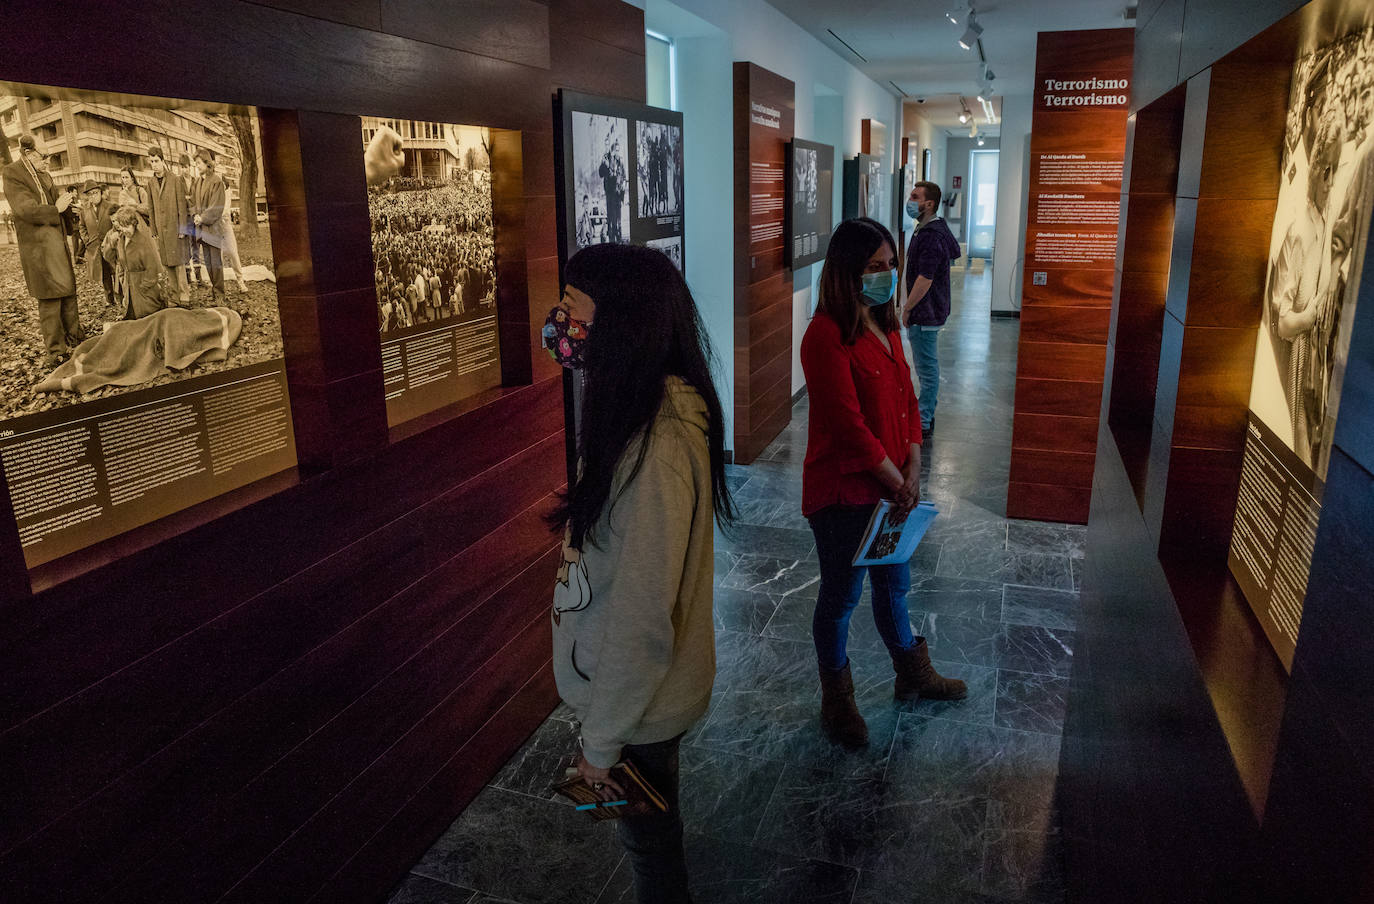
xmin=906 ymin=325 xmax=940 ymax=430
xmin=808 ymin=504 xmax=916 ymax=670
xmin=618 ymin=732 xmax=693 ymax=903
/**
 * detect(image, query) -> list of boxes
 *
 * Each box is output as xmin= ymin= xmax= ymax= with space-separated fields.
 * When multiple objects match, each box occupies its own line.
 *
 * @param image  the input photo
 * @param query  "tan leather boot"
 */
xmin=892 ymin=637 xmax=968 ymax=701
xmin=819 ymin=661 xmax=868 ymax=747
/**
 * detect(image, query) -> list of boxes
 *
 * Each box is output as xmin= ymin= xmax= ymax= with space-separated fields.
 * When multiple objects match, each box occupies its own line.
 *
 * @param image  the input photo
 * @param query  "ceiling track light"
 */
xmin=981 ymin=64 xmax=996 ymax=82
xmin=944 ymin=1 xmax=967 ymax=25
xmin=978 ymin=85 xmax=994 ymax=101
xmin=958 ymin=15 xmax=983 ymax=50
xmin=977 ymin=134 xmax=986 ymax=146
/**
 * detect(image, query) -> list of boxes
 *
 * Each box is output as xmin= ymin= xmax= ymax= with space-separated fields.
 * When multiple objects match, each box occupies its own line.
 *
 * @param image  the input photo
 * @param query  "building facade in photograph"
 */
xmin=361 ymin=117 xmax=489 ymax=182
xmin=0 ymin=95 xmax=266 ymax=220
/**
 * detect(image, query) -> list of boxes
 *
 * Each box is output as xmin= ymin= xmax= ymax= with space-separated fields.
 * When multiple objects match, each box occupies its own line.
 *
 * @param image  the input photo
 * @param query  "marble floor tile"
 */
xmin=909 ymin=574 xmax=1004 ymax=620
xmin=981 ymin=800 xmax=1067 ymax=903
xmin=995 ymin=669 xmax=1071 ymax=735
xmin=1006 ymin=520 xmax=1086 ymax=560
xmin=677 ymin=746 xmax=786 ymax=843
xmin=886 ymin=715 xmax=1062 ymax=808
xmin=489 ymin=716 xmax=581 ymax=801
xmin=754 ymin=764 xmax=990 ymax=888
xmin=997 ymin=624 xmax=1075 ymax=678
xmin=595 ymin=831 xmax=857 ymax=904
xmin=730 ymin=496 xmax=787 ymax=527
xmin=713 ymin=586 xmax=781 ymax=636
xmin=935 ymin=543 xmax=1074 ymax=591
xmin=716 ymin=522 xmax=814 ymax=560
xmin=412 ymin=786 xmax=620 ymax=904
xmin=917 ymin=611 xmax=1003 ymax=668
xmin=720 ymin=553 xmax=820 ymax=596
xmin=1000 ymin=585 xmax=1080 ymax=631
xmin=1070 ymin=557 xmax=1082 ymax=592
xmin=386 ymin=874 xmax=477 ymax=904
xmin=714 ymin=549 xmax=743 ymax=585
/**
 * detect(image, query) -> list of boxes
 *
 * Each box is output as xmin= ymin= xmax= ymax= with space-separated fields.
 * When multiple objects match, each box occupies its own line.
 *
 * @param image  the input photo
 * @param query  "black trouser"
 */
xmin=617 ymin=732 xmax=692 ymax=904
xmin=37 ymin=295 xmax=82 ymax=356
xmin=202 ymin=242 xmax=224 ymax=299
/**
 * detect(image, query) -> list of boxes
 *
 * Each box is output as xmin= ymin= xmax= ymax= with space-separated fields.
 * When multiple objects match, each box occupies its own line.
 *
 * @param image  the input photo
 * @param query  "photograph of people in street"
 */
xmin=794 ymin=146 xmax=818 ymax=215
xmin=0 ymin=84 xmax=281 ymax=421
xmin=634 ymin=121 xmax=682 ymax=218
xmin=571 ymin=112 xmax=630 ymax=252
xmin=363 ymin=118 xmax=496 ymax=335
xmin=646 ymin=235 xmax=682 ymax=272
xmin=1257 ymin=25 xmax=1374 ymax=479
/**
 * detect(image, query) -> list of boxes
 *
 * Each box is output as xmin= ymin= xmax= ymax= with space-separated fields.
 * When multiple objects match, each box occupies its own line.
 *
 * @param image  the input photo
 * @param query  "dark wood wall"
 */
xmin=1065 ymin=0 xmax=1374 ymax=899
xmin=0 ymin=2 xmax=645 ymax=902
xmin=733 ymin=63 xmax=795 ymax=464
xmin=1007 ymin=29 xmax=1134 ymax=524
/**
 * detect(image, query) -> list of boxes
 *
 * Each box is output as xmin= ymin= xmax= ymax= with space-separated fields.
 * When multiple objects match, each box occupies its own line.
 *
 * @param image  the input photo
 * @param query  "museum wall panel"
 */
xmin=1069 ymin=0 xmax=1374 ymax=898
xmin=0 ymin=1 xmax=646 ymax=902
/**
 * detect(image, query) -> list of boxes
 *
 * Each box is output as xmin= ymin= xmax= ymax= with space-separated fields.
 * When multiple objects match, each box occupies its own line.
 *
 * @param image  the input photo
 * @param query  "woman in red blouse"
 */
xmin=800 ymin=217 xmax=966 ymax=748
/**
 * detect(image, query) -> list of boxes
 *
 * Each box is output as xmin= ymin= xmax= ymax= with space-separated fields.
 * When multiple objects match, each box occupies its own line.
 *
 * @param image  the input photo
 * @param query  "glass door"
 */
xmin=968 ymin=149 xmax=999 ymax=258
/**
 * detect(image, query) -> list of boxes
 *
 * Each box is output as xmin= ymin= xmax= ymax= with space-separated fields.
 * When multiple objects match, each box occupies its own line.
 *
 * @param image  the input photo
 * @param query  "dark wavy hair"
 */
xmin=550 ymin=243 xmax=735 ymax=549
xmin=815 ymin=217 xmax=899 ymax=344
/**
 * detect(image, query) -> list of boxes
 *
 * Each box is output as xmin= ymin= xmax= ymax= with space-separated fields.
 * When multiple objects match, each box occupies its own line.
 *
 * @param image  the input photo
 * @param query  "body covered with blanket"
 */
xmin=38 ymin=306 xmax=242 ymax=394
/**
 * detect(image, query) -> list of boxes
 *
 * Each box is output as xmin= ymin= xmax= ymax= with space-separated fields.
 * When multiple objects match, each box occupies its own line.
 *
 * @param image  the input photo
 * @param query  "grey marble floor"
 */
xmin=388 ymin=270 xmax=1079 ymax=904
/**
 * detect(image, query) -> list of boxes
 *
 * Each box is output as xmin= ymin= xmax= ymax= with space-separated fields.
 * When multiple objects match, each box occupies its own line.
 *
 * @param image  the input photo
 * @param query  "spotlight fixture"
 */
xmin=958 ymin=15 xmax=983 ymax=50
xmin=977 ymin=134 xmax=986 ymax=146
xmin=958 ymin=97 xmax=971 ymax=124
xmin=978 ymin=85 xmax=994 ymax=101
xmin=944 ymin=1 xmax=967 ymax=25
xmin=981 ymin=64 xmax=996 ymax=82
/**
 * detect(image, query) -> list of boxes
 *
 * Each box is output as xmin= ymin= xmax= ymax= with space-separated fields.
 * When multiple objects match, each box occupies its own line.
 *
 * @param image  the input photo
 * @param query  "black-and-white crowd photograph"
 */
xmin=0 ymin=83 xmax=282 ymax=421
xmin=646 ymin=235 xmax=683 ymax=272
xmin=363 ymin=118 xmax=497 ymax=335
xmin=571 ymin=112 xmax=630 ymax=251
xmin=794 ymin=145 xmax=819 ymax=215
xmin=1256 ymin=24 xmax=1374 ymax=479
xmin=635 ymin=121 xmax=682 ymax=218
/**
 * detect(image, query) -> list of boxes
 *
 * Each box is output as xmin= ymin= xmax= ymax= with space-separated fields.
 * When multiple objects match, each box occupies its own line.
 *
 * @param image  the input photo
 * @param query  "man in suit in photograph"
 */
xmin=2 ymin=134 xmax=85 ymax=366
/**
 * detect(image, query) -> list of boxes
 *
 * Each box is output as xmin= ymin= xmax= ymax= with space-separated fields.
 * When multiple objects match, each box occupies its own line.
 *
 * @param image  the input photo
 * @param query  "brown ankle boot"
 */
xmin=818 ymin=661 xmax=868 ymax=747
xmin=892 ymin=638 xmax=967 ymax=701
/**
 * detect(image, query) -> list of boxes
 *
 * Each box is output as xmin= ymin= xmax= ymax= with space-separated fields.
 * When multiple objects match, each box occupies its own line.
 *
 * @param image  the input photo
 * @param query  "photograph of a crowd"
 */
xmin=363 ymin=118 xmax=496 ymax=334
xmin=635 ymin=121 xmax=682 ymax=218
xmin=571 ymin=112 xmax=630 ymax=252
xmin=794 ymin=146 xmax=819 ymax=215
xmin=0 ymin=83 xmax=281 ymax=422
xmin=1255 ymin=24 xmax=1374 ymax=480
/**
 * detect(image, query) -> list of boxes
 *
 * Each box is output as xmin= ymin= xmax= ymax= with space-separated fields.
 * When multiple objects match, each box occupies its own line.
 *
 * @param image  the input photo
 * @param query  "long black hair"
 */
xmin=550 ymin=243 xmax=736 ymax=549
xmin=815 ymin=217 xmax=899 ymax=344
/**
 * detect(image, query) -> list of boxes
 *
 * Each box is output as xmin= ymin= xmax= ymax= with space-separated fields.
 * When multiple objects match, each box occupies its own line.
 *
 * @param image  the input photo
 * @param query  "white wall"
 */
xmin=636 ymin=0 xmax=904 ymax=428
xmin=991 ymin=93 xmax=1032 ymax=313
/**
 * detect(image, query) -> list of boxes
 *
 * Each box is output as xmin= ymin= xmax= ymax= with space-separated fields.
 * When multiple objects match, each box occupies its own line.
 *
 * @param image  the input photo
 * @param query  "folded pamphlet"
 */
xmin=852 ymin=499 xmax=939 ymax=566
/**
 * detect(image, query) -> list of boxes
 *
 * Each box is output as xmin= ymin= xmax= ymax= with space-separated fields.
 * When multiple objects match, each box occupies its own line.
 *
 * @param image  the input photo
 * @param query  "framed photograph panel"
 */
xmin=784 ymin=138 xmax=834 ymax=269
xmin=0 ymin=80 xmax=294 ymax=569
xmin=554 ymin=90 xmax=685 ymax=273
xmin=360 ymin=117 xmax=501 ymax=427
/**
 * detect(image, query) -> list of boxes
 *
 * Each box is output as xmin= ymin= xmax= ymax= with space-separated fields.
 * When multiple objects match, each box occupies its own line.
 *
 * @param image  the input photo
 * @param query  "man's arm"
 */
xmin=903 ymin=275 xmax=932 ymax=322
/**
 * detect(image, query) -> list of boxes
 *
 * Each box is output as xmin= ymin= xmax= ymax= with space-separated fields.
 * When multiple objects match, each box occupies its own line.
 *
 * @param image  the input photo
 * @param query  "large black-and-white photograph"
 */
xmin=635 ymin=121 xmax=682 ymax=218
xmin=571 ymin=112 xmax=630 ymax=251
xmin=646 ymin=235 xmax=682 ymax=271
xmin=1253 ymin=24 xmax=1374 ymax=479
xmin=363 ymin=118 xmax=496 ymax=335
xmin=0 ymin=83 xmax=282 ymax=422
xmin=786 ymin=139 xmax=834 ymax=269
xmin=795 ymin=146 xmax=818 ymax=215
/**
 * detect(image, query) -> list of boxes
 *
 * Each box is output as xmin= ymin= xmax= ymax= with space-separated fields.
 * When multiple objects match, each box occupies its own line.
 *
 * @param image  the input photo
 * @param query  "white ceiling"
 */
xmin=764 ymin=0 xmax=1136 ymax=132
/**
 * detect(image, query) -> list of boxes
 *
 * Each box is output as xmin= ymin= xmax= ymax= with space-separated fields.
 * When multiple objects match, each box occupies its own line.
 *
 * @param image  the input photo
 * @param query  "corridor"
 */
xmin=389 ymin=269 xmax=1080 ymax=904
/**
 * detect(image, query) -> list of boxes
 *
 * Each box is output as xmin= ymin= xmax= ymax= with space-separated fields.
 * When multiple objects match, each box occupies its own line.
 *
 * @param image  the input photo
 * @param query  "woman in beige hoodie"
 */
xmin=549 ymin=243 xmax=735 ymax=904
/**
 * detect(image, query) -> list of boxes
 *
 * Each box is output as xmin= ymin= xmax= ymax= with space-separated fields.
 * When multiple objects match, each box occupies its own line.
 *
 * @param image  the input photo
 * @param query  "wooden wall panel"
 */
xmin=733 ymin=62 xmax=795 ymax=464
xmin=1008 ymin=28 xmax=1135 ymax=524
xmin=0 ymin=1 xmax=647 ymax=901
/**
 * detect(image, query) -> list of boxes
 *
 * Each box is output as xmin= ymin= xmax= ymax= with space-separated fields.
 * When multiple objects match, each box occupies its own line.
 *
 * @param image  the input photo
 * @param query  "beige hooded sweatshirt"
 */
xmin=551 ymin=377 xmax=716 ymax=768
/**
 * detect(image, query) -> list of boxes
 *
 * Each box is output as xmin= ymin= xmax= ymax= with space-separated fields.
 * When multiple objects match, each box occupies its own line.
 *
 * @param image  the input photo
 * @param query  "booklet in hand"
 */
xmin=852 ymin=499 xmax=939 ymax=566
xmin=551 ymin=759 xmax=669 ymax=821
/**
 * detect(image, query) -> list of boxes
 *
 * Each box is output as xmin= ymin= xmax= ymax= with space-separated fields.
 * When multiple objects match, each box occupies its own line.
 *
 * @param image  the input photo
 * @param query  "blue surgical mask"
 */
xmin=860 ymin=269 xmax=897 ymax=306
xmin=905 ymin=200 xmax=923 ymax=220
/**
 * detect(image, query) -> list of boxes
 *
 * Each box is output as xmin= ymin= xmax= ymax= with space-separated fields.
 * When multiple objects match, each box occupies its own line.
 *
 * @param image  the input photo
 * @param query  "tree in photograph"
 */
xmin=228 ymin=111 xmax=260 ymax=239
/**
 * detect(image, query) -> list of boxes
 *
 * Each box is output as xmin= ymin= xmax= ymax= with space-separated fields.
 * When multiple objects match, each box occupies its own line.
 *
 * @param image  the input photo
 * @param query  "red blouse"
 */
xmin=800 ymin=312 xmax=923 ymax=517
